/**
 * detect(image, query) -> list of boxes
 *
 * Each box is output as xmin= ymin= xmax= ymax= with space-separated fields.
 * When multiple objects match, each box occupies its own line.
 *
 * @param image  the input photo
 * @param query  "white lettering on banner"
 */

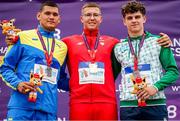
xmin=168 ymin=105 xmax=177 ymax=119
xmin=57 ymin=117 xmax=66 ymax=121
xmin=0 ymin=47 xmax=7 ymax=54
xmin=54 ymin=28 xmax=61 ymax=40
xmin=171 ymin=38 xmax=180 ymax=57
xmin=171 ymin=86 xmax=180 ymax=92
xmin=57 ymin=89 xmax=66 ymax=93
xmin=116 ymin=84 xmax=121 ymax=92
xmin=173 ymin=38 xmax=180 ymax=47
xmin=171 ymin=48 xmax=180 ymax=57
xmin=116 ymin=84 xmax=122 ymax=99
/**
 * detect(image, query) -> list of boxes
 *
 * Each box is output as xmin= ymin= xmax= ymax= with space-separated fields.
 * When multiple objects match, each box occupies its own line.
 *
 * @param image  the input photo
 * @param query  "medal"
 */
xmin=89 ymin=63 xmax=98 ymax=73
xmin=46 ymin=66 xmax=52 ymax=77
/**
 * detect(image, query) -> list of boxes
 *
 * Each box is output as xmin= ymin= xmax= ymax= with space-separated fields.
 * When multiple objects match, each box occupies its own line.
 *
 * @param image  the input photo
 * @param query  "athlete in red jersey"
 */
xmin=63 ymin=3 xmax=119 ymax=120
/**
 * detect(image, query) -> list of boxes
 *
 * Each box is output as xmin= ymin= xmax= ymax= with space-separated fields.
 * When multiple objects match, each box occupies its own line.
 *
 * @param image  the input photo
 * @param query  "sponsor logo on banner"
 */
xmin=171 ymin=38 xmax=180 ymax=57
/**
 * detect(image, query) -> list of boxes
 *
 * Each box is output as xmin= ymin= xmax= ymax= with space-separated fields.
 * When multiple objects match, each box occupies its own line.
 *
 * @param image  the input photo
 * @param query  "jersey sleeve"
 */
xmin=57 ymin=56 xmax=69 ymax=91
xmin=154 ymin=47 xmax=179 ymax=91
xmin=0 ymin=40 xmax=23 ymax=90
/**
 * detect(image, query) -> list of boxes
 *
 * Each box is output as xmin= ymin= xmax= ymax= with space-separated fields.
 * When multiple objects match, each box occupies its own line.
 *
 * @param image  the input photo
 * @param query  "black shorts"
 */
xmin=120 ymin=105 xmax=168 ymax=121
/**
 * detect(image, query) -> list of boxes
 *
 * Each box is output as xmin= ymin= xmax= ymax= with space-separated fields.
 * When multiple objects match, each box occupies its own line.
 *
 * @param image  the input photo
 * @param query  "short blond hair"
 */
xmin=81 ymin=2 xmax=101 ymax=15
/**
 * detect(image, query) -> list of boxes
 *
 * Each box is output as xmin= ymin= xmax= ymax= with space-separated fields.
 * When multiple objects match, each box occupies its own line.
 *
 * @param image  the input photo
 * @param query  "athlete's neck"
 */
xmin=83 ymin=29 xmax=99 ymax=37
xmin=128 ymin=29 xmax=144 ymax=38
xmin=38 ymin=25 xmax=54 ymax=38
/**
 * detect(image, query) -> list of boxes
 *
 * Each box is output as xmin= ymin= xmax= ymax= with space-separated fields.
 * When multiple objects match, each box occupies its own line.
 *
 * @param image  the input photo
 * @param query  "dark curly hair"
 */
xmin=121 ymin=0 xmax=146 ymax=18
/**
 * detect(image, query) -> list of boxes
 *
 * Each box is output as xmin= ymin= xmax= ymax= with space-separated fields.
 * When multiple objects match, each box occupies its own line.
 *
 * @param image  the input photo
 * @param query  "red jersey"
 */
xmin=63 ymin=29 xmax=119 ymax=104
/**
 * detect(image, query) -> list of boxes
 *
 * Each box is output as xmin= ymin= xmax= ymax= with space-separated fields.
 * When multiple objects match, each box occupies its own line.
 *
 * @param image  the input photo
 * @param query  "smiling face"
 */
xmin=37 ymin=6 xmax=60 ymax=32
xmin=81 ymin=7 xmax=102 ymax=31
xmin=121 ymin=1 xmax=146 ymax=37
xmin=123 ymin=11 xmax=146 ymax=37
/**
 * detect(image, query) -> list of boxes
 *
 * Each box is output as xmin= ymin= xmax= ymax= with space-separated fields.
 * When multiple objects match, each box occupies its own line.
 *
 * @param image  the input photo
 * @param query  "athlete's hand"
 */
xmin=157 ymin=33 xmax=172 ymax=47
xmin=137 ymin=86 xmax=158 ymax=100
xmin=137 ymin=89 xmax=150 ymax=100
xmin=17 ymin=82 xmax=35 ymax=94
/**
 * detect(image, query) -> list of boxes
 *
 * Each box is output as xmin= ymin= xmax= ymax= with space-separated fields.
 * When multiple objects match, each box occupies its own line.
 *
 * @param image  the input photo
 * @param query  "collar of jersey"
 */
xmin=38 ymin=25 xmax=55 ymax=38
xmin=83 ymin=29 xmax=98 ymax=37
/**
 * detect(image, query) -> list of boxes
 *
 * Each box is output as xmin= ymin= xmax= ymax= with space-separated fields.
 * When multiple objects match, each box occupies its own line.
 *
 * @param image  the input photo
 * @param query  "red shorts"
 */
xmin=70 ymin=103 xmax=118 ymax=120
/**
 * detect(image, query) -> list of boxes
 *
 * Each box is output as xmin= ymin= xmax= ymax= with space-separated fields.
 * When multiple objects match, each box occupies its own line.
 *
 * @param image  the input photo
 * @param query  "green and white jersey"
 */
xmin=114 ymin=31 xmax=179 ymax=107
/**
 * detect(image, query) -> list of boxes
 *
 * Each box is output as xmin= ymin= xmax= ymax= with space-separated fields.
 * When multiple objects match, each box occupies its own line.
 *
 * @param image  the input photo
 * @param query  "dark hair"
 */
xmin=121 ymin=0 xmax=146 ymax=18
xmin=81 ymin=2 xmax=101 ymax=14
xmin=39 ymin=1 xmax=59 ymax=12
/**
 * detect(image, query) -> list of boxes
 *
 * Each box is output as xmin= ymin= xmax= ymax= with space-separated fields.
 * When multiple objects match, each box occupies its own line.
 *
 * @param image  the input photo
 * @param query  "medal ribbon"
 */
xmin=82 ymin=32 xmax=100 ymax=62
xmin=37 ymin=30 xmax=55 ymax=67
xmin=128 ymin=33 xmax=146 ymax=71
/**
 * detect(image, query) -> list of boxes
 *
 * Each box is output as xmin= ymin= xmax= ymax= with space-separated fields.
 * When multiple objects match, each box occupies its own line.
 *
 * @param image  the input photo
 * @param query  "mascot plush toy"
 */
xmin=130 ymin=75 xmax=147 ymax=107
xmin=0 ymin=18 xmax=21 ymax=43
xmin=25 ymin=72 xmax=43 ymax=102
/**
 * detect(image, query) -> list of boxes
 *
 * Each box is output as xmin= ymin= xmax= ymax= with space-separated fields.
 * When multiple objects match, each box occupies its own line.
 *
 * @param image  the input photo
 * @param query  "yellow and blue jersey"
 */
xmin=0 ymin=25 xmax=69 ymax=114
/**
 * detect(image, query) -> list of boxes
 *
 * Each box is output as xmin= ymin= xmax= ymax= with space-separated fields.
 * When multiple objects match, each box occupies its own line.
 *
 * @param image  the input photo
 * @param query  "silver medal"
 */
xmin=46 ymin=67 xmax=52 ymax=77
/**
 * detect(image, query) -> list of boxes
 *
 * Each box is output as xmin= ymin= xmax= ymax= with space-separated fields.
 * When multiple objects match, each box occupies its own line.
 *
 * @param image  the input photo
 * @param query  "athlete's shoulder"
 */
xmin=146 ymin=31 xmax=160 ymax=39
xmin=18 ymin=29 xmax=36 ymax=36
xmin=17 ymin=29 xmax=36 ymax=44
xmin=56 ymin=39 xmax=67 ymax=48
xmin=62 ymin=34 xmax=82 ymax=44
xmin=114 ymin=38 xmax=127 ymax=48
xmin=62 ymin=34 xmax=81 ymax=40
